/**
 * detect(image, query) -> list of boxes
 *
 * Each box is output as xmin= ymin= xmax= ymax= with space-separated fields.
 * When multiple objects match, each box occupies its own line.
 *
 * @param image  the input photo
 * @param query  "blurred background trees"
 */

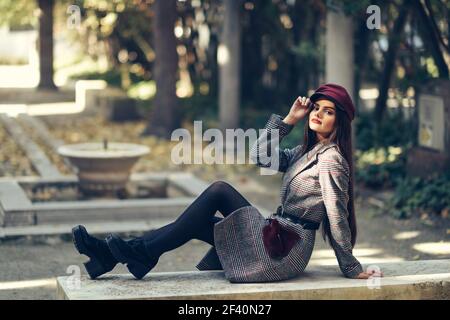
xmin=0 ymin=0 xmax=449 ymax=202
xmin=2 ymin=0 xmax=447 ymax=129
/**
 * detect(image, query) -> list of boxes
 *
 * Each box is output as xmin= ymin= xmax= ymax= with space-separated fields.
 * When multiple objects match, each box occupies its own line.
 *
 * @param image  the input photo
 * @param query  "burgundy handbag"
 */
xmin=262 ymin=218 xmax=300 ymax=260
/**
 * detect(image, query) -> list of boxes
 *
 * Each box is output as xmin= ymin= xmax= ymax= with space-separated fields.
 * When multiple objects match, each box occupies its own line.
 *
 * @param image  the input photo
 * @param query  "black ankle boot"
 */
xmin=106 ymin=234 xmax=158 ymax=280
xmin=72 ymin=225 xmax=118 ymax=279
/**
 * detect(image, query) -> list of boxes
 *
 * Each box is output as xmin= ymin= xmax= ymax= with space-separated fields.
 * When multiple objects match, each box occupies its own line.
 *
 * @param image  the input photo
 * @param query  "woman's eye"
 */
xmin=314 ymin=106 xmax=334 ymax=115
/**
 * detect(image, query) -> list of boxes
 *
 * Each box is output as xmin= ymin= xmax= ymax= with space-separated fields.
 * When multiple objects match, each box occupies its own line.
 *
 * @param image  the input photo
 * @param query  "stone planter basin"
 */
xmin=58 ymin=142 xmax=150 ymax=195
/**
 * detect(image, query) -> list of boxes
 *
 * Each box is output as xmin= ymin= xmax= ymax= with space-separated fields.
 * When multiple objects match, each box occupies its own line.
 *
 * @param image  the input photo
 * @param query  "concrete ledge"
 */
xmin=56 ymin=259 xmax=450 ymax=300
xmin=0 ymin=218 xmax=173 ymax=238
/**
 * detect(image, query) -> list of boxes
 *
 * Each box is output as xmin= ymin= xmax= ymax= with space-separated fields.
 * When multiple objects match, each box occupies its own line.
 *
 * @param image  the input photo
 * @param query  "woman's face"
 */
xmin=308 ymin=98 xmax=336 ymax=140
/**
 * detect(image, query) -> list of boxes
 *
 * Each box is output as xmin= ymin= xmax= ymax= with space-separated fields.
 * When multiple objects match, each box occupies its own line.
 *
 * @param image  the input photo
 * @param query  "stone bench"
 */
xmin=56 ymin=259 xmax=450 ymax=300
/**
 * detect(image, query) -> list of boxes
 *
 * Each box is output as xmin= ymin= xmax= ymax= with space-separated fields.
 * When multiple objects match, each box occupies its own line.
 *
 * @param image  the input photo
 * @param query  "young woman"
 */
xmin=72 ymin=83 xmax=383 ymax=282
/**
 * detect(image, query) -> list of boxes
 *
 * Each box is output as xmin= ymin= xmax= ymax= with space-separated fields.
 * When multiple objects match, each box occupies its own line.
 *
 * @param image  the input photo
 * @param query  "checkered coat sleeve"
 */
xmin=249 ymin=114 xmax=302 ymax=173
xmin=318 ymin=150 xmax=364 ymax=278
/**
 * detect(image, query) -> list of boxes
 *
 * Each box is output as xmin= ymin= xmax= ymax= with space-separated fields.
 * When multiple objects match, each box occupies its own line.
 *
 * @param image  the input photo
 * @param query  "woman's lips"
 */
xmin=311 ymin=118 xmax=322 ymax=124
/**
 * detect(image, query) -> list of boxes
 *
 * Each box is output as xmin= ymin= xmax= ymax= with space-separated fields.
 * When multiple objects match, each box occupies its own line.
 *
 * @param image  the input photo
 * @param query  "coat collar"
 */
xmin=281 ymin=141 xmax=338 ymax=202
xmin=292 ymin=141 xmax=338 ymax=173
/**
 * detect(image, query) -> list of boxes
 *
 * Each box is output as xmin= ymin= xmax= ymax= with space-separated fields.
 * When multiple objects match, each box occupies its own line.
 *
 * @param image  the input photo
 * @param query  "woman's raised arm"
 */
xmin=249 ymin=113 xmax=300 ymax=173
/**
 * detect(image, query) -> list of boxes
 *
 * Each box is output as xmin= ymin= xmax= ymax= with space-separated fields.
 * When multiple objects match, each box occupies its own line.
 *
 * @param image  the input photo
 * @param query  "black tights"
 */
xmin=139 ymin=181 xmax=252 ymax=259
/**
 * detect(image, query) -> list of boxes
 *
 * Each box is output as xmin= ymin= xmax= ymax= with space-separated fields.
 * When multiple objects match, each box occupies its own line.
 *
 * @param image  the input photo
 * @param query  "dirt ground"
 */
xmin=0 ymin=174 xmax=449 ymax=300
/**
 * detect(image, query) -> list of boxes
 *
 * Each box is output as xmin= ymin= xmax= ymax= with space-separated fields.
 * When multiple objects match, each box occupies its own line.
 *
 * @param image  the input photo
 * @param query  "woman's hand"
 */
xmin=355 ymin=270 xmax=384 ymax=279
xmin=283 ymin=96 xmax=312 ymax=125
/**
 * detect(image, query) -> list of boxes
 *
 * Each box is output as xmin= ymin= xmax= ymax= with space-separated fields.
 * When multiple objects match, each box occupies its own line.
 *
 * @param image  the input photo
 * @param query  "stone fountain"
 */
xmin=0 ymin=113 xmax=223 ymax=233
xmin=57 ymin=140 xmax=150 ymax=196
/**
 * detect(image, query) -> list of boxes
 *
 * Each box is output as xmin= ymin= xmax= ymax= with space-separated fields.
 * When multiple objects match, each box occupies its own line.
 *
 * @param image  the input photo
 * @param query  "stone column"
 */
xmin=325 ymin=9 xmax=354 ymax=98
xmin=326 ymin=7 xmax=356 ymax=156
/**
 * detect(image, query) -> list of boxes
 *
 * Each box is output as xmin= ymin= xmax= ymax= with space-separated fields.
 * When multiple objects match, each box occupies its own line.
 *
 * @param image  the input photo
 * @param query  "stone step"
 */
xmin=31 ymin=197 xmax=195 ymax=224
xmin=56 ymin=259 xmax=450 ymax=300
xmin=0 ymin=218 xmax=173 ymax=238
xmin=17 ymin=114 xmax=75 ymax=172
xmin=0 ymin=87 xmax=75 ymax=104
xmin=0 ymin=114 xmax=62 ymax=178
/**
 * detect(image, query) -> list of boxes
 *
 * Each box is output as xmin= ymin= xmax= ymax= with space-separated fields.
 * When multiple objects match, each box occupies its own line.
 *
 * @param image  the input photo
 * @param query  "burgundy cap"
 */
xmin=310 ymin=83 xmax=356 ymax=121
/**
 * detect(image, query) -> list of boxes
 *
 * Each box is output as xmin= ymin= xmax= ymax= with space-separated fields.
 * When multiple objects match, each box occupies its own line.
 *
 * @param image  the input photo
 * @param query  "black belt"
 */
xmin=273 ymin=205 xmax=321 ymax=230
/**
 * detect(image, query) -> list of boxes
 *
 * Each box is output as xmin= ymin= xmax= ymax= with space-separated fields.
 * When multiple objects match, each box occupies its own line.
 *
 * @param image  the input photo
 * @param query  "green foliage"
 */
xmin=69 ymin=69 xmax=147 ymax=88
xmin=327 ymin=0 xmax=372 ymax=15
xmin=0 ymin=0 xmax=37 ymax=29
xmin=355 ymin=146 xmax=407 ymax=189
xmin=290 ymin=42 xmax=322 ymax=64
xmin=241 ymin=0 xmax=328 ymax=112
xmin=387 ymin=173 xmax=450 ymax=219
xmin=127 ymin=81 xmax=156 ymax=100
xmin=353 ymin=105 xmax=417 ymax=189
xmin=355 ymin=108 xmax=417 ymax=151
xmin=180 ymin=89 xmax=218 ymax=123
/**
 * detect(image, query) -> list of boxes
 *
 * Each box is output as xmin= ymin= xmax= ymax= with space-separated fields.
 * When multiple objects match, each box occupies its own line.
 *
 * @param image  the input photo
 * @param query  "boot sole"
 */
xmin=106 ymin=234 xmax=153 ymax=280
xmin=72 ymin=225 xmax=111 ymax=279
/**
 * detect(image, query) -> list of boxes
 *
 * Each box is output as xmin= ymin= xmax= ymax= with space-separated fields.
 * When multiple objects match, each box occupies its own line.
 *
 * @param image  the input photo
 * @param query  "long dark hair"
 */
xmin=297 ymin=102 xmax=357 ymax=248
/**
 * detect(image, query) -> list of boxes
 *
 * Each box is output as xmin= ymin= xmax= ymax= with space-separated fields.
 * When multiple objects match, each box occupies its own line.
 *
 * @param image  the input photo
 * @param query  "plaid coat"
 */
xmin=195 ymin=113 xmax=363 ymax=283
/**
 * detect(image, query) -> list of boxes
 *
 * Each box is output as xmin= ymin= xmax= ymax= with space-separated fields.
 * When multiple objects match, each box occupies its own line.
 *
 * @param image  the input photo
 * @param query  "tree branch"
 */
xmin=424 ymin=0 xmax=450 ymax=53
xmin=413 ymin=0 xmax=449 ymax=78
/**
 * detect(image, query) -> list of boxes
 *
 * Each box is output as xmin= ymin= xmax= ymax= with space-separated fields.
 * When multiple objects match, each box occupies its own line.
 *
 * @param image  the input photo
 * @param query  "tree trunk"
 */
xmin=142 ymin=0 xmax=180 ymax=139
xmin=37 ymin=0 xmax=56 ymax=90
xmin=241 ymin=3 xmax=263 ymax=107
xmin=219 ymin=0 xmax=242 ymax=131
xmin=374 ymin=3 xmax=409 ymax=124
